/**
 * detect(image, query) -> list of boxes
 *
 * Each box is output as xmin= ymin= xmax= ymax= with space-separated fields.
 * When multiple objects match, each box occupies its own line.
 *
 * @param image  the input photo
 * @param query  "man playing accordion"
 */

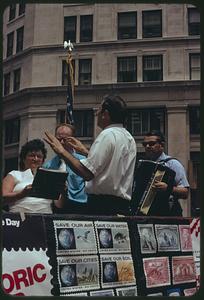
xmin=132 ymin=130 xmax=189 ymax=216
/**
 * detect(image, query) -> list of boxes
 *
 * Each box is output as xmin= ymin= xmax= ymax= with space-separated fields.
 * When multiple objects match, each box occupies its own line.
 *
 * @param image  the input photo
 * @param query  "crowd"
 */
xmin=2 ymin=94 xmax=189 ymax=216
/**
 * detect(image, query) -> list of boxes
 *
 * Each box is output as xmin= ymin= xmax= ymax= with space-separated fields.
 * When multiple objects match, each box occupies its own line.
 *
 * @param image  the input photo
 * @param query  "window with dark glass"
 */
xmin=143 ymin=55 xmax=163 ymax=81
xmin=80 ymin=15 xmax=93 ymax=42
xmin=127 ymin=108 xmax=165 ymax=136
xmin=74 ymin=110 xmax=94 ymax=137
xmin=19 ymin=3 xmax=25 ymax=15
xmin=188 ymin=7 xmax=200 ymax=35
xmin=79 ymin=59 xmax=92 ymax=85
xmin=4 ymin=73 xmax=10 ymax=96
xmin=189 ymin=106 xmax=200 ymax=134
xmin=117 ymin=57 xmax=137 ymax=82
xmin=13 ymin=68 xmax=21 ymax=92
xmin=7 ymin=32 xmax=14 ymax=57
xmin=58 ymin=109 xmax=94 ymax=137
xmin=4 ymin=157 xmax=19 ymax=176
xmin=16 ymin=26 xmax=24 ymax=53
xmin=64 ymin=16 xmax=77 ymax=43
xmin=142 ymin=10 xmax=162 ymax=38
xmin=9 ymin=4 xmax=16 ymax=21
xmin=62 ymin=59 xmax=75 ymax=85
xmin=4 ymin=118 xmax=20 ymax=145
xmin=189 ymin=53 xmax=200 ymax=80
xmin=118 ymin=12 xmax=137 ymax=39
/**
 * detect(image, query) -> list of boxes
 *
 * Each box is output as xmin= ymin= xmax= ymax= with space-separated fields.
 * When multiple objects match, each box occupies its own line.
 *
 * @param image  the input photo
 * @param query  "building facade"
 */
xmin=2 ymin=3 xmax=200 ymax=216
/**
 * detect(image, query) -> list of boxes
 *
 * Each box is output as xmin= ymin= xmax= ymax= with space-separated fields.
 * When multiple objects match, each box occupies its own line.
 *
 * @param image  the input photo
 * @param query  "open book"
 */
xmin=29 ymin=167 xmax=68 ymax=200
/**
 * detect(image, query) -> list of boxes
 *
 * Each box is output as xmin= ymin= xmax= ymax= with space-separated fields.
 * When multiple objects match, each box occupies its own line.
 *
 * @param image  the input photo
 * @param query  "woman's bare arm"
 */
xmin=2 ymin=174 xmax=32 ymax=205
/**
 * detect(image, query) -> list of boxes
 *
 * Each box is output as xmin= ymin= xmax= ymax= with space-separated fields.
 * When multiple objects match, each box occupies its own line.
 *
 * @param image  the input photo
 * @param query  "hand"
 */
xmin=44 ymin=131 xmax=65 ymax=155
xmin=153 ymin=181 xmax=168 ymax=191
xmin=20 ymin=184 xmax=33 ymax=198
xmin=66 ymin=137 xmax=89 ymax=156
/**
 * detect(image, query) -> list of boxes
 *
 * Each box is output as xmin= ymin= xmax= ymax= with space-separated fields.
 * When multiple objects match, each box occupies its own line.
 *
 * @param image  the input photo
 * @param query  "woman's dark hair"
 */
xmin=102 ymin=94 xmax=127 ymax=125
xmin=19 ymin=139 xmax=47 ymax=170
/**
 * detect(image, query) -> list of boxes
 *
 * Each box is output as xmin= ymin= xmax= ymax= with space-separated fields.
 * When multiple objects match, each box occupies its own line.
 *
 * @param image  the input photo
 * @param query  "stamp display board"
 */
xmin=2 ymin=213 xmax=199 ymax=296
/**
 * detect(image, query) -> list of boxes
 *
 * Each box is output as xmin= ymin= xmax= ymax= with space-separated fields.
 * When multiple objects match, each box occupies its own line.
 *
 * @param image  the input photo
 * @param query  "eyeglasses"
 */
xmin=142 ymin=141 xmax=160 ymax=147
xmin=27 ymin=153 xmax=44 ymax=159
xmin=56 ymin=137 xmax=68 ymax=143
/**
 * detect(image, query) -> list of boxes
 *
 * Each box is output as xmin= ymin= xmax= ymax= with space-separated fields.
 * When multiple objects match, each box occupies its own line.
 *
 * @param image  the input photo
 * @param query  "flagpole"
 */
xmin=64 ymin=40 xmax=74 ymax=125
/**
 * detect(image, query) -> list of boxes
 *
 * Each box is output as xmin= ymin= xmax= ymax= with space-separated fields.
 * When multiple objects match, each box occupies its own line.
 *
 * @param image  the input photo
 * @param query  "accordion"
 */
xmin=130 ymin=160 xmax=176 ymax=216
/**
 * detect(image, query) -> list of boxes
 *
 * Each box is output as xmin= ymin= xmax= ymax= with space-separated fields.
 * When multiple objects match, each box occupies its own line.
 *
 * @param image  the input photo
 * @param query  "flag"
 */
xmin=66 ymin=53 xmax=74 ymax=125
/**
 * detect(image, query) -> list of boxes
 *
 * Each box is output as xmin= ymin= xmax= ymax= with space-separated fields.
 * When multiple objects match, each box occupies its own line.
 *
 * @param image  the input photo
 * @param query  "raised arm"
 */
xmin=44 ymin=131 xmax=94 ymax=181
xmin=66 ymin=136 xmax=89 ymax=156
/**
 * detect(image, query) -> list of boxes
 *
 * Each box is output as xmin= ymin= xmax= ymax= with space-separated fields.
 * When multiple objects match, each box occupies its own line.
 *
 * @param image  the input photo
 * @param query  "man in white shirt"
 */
xmin=44 ymin=95 xmax=137 ymax=215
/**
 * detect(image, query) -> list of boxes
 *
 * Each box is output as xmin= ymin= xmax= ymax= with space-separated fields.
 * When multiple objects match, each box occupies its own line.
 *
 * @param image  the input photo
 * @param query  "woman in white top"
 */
xmin=2 ymin=139 xmax=62 ymax=214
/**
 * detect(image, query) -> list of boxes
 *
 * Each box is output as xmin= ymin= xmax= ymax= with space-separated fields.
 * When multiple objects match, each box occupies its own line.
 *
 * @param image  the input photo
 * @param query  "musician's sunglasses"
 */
xmin=142 ymin=141 xmax=160 ymax=147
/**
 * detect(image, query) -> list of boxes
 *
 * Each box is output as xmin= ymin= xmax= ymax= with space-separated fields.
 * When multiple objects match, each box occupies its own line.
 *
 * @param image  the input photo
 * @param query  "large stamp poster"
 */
xmin=101 ymin=254 xmax=136 ymax=288
xmin=2 ymin=249 xmax=53 ymax=296
xmin=143 ymin=257 xmax=171 ymax=288
xmin=53 ymin=220 xmax=97 ymax=255
xmin=172 ymin=256 xmax=196 ymax=284
xmin=2 ymin=213 xmax=52 ymax=296
xmin=95 ymin=221 xmax=131 ymax=253
xmin=57 ymin=256 xmax=100 ymax=293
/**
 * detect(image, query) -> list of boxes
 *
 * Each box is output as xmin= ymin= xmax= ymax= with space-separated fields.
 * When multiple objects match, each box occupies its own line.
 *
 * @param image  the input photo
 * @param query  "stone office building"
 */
xmin=2 ymin=3 xmax=200 ymax=216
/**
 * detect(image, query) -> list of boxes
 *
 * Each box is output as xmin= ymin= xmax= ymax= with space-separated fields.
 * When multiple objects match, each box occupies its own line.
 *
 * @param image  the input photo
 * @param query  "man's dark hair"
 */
xmin=19 ymin=139 xmax=47 ymax=170
xmin=145 ymin=130 xmax=165 ymax=143
xmin=102 ymin=94 xmax=127 ymax=125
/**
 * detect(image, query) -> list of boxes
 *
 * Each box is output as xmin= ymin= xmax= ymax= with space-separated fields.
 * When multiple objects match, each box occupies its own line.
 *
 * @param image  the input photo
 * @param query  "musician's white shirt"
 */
xmin=80 ymin=124 xmax=137 ymax=200
xmin=157 ymin=152 xmax=189 ymax=188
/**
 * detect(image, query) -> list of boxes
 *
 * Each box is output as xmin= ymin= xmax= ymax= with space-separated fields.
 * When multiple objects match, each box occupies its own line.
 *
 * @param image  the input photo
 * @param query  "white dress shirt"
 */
xmin=80 ymin=124 xmax=137 ymax=200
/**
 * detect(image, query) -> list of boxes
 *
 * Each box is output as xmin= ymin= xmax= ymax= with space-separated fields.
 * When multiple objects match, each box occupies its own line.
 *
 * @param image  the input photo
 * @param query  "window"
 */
xmin=13 ymin=68 xmax=21 ymax=92
xmin=4 ymin=118 xmax=20 ymax=145
xmin=189 ymin=53 xmax=200 ymax=80
xmin=64 ymin=16 xmax=77 ymax=43
xmin=9 ymin=4 xmax=16 ymax=21
xmin=4 ymin=73 xmax=10 ymax=96
xmin=74 ymin=110 xmax=94 ymax=137
xmin=79 ymin=59 xmax=92 ymax=85
xmin=142 ymin=10 xmax=162 ymax=38
xmin=16 ymin=26 xmax=24 ymax=53
xmin=189 ymin=106 xmax=200 ymax=134
xmin=127 ymin=108 xmax=165 ymax=136
xmin=62 ymin=59 xmax=75 ymax=85
xmin=188 ymin=7 xmax=200 ymax=35
xmin=117 ymin=57 xmax=137 ymax=82
xmin=58 ymin=110 xmax=94 ymax=137
xmin=19 ymin=3 xmax=25 ymax=15
xmin=4 ymin=157 xmax=19 ymax=176
xmin=143 ymin=55 xmax=163 ymax=81
xmin=7 ymin=32 xmax=14 ymax=57
xmin=80 ymin=15 xmax=93 ymax=42
xmin=118 ymin=12 xmax=137 ymax=39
